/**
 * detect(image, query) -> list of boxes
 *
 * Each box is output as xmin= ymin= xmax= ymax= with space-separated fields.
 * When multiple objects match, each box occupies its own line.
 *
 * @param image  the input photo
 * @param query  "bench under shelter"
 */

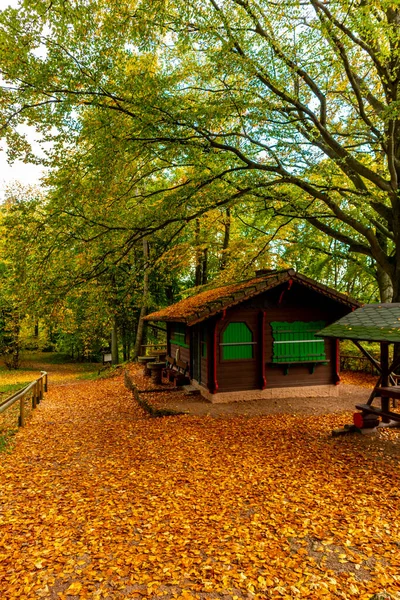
xmin=318 ymin=304 xmax=400 ymax=430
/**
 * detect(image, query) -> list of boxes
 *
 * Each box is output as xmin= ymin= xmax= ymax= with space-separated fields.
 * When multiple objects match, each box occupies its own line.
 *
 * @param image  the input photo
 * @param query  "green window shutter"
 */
xmin=171 ymin=323 xmax=189 ymax=348
xmin=221 ymin=322 xmax=254 ymax=360
xmin=271 ymin=321 xmax=326 ymax=363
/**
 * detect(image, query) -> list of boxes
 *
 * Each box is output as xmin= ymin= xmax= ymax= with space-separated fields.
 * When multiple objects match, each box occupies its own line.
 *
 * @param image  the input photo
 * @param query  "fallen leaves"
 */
xmin=341 ymin=370 xmax=378 ymax=389
xmin=0 ymin=368 xmax=399 ymax=599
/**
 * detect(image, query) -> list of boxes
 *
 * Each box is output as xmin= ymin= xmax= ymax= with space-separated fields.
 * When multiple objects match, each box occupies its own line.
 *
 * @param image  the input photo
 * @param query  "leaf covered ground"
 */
xmin=0 ymin=353 xmax=100 ymax=453
xmin=1 ymin=366 xmax=400 ymax=599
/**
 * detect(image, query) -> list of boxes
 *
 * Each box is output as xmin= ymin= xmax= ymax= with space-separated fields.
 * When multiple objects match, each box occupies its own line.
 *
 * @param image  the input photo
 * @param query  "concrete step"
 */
xmin=182 ymin=385 xmax=201 ymax=396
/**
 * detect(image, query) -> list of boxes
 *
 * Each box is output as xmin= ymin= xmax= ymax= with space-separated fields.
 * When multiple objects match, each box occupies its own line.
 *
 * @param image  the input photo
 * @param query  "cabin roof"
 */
xmin=318 ymin=303 xmax=400 ymax=343
xmin=145 ymin=269 xmax=360 ymax=326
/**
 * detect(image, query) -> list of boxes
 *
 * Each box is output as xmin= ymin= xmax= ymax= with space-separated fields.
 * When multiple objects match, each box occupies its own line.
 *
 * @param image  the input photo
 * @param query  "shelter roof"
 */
xmin=318 ymin=303 xmax=400 ymax=343
xmin=145 ymin=269 xmax=360 ymax=326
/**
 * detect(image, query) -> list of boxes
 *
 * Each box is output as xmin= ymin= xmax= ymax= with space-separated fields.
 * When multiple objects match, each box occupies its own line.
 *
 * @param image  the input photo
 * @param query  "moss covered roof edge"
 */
xmin=144 ymin=269 xmax=361 ymax=326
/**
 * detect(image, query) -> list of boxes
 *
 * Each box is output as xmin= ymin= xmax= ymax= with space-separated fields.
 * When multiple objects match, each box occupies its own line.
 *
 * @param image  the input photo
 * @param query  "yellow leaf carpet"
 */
xmin=0 ymin=371 xmax=400 ymax=599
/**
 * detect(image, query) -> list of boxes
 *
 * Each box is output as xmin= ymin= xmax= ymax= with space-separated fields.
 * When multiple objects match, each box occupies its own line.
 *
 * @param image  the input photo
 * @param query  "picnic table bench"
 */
xmin=355 ymin=402 xmax=400 ymax=425
xmin=171 ymin=359 xmax=190 ymax=387
xmin=317 ymin=303 xmax=400 ymax=435
xmin=376 ymin=386 xmax=400 ymax=400
xmin=163 ymin=355 xmax=176 ymax=380
xmin=162 ymin=356 xmax=190 ymax=387
xmin=355 ymin=386 xmax=400 ymax=427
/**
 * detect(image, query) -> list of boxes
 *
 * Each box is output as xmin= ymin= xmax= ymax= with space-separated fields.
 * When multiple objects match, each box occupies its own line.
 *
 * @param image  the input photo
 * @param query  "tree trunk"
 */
xmin=377 ymin=266 xmax=393 ymax=303
xmin=220 ymin=208 xmax=231 ymax=270
xmin=165 ymin=285 xmax=174 ymax=303
xmin=202 ymin=247 xmax=208 ymax=285
xmin=195 ymin=218 xmax=202 ymax=286
xmin=122 ymin=323 xmax=127 ymax=362
xmin=133 ymin=238 xmax=150 ymax=359
xmin=3 ymin=313 xmax=20 ymax=370
xmin=111 ymin=316 xmax=119 ymax=365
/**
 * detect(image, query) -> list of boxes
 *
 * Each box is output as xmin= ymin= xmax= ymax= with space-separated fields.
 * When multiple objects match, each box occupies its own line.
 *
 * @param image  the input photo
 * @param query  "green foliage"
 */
xmin=0 ymin=0 xmax=399 ymax=323
xmin=0 ymin=429 xmax=16 ymax=454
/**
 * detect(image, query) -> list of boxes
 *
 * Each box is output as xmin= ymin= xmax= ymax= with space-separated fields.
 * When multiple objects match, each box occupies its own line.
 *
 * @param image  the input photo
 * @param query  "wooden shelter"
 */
xmin=318 ymin=304 xmax=400 ymax=428
xmin=145 ymin=269 xmax=359 ymax=403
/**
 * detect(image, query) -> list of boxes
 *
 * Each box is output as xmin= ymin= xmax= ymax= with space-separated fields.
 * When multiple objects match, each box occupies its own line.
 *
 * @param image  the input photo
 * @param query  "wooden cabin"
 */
xmin=144 ymin=269 xmax=360 ymax=403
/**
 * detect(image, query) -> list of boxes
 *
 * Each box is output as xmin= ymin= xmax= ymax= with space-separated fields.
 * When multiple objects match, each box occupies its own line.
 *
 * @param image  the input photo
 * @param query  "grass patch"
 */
xmin=0 ymin=352 xmax=102 ymax=386
xmin=75 ymin=364 xmax=127 ymax=382
xmin=0 ymin=429 xmax=17 ymax=453
xmin=0 ymin=382 xmax=29 ymax=395
xmin=76 ymin=372 xmax=101 ymax=381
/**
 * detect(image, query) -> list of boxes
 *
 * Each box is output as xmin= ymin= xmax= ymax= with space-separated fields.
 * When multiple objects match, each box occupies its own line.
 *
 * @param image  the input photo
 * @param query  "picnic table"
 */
xmin=318 ymin=304 xmax=400 ymax=432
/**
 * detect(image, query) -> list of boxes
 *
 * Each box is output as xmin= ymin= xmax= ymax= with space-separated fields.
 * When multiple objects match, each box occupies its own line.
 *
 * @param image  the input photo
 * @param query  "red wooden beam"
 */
xmin=278 ymin=278 xmax=293 ymax=304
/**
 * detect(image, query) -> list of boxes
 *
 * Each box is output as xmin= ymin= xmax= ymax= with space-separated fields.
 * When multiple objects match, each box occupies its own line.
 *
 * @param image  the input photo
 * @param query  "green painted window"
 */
xmin=221 ymin=322 xmax=254 ymax=360
xmin=171 ymin=323 xmax=189 ymax=348
xmin=271 ymin=321 xmax=326 ymax=363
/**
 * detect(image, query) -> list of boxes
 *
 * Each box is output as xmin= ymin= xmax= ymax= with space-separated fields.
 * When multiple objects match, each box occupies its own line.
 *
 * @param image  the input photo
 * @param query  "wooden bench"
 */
xmin=163 ymin=356 xmax=176 ymax=381
xmin=162 ymin=357 xmax=190 ymax=386
xmin=171 ymin=359 xmax=190 ymax=387
xmin=355 ymin=403 xmax=400 ymax=424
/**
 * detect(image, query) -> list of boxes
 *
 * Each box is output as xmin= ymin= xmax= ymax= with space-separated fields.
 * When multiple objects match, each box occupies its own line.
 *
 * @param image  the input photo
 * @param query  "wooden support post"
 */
xmin=32 ymin=386 xmax=37 ymax=409
xmin=352 ymin=340 xmax=381 ymax=372
xmin=19 ymin=396 xmax=25 ymax=427
xmin=380 ymin=342 xmax=390 ymax=422
xmin=335 ymin=339 xmax=341 ymax=385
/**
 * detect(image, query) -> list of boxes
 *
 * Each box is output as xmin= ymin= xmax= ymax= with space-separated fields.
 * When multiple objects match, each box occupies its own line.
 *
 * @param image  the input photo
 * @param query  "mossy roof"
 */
xmin=318 ymin=303 xmax=400 ymax=342
xmin=145 ymin=269 xmax=360 ymax=326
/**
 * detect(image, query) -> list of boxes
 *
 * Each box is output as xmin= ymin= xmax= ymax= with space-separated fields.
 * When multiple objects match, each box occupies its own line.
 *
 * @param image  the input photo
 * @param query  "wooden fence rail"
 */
xmin=0 ymin=371 xmax=48 ymax=427
xmin=340 ymin=354 xmax=380 ymax=375
xmin=140 ymin=344 xmax=167 ymax=356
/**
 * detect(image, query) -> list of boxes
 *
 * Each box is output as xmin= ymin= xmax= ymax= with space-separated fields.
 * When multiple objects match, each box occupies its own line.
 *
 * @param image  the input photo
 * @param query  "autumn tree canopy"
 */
xmin=0 ymin=0 xmax=399 ymax=304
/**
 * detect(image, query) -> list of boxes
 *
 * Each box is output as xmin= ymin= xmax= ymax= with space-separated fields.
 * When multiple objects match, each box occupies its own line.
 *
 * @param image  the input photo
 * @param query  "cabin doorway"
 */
xmin=191 ymin=325 xmax=207 ymax=385
xmin=191 ymin=325 xmax=201 ymax=383
xmin=218 ymin=318 xmax=259 ymax=391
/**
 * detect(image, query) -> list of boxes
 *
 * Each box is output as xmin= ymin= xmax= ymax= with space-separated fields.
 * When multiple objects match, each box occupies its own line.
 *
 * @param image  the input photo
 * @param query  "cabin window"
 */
xmin=171 ymin=323 xmax=189 ymax=348
xmin=271 ymin=321 xmax=326 ymax=363
xmin=221 ymin=322 xmax=255 ymax=360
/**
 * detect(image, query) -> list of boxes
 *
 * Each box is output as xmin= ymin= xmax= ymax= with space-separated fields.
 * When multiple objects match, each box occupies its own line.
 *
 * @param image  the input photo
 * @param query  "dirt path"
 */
xmin=1 ymin=373 xmax=400 ymax=599
xmin=128 ymin=364 xmax=371 ymax=418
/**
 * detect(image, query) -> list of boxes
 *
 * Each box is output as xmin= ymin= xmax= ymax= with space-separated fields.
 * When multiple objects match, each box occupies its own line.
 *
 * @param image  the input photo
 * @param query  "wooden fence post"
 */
xmin=0 ymin=371 xmax=47 ymax=430
xmin=19 ymin=396 xmax=25 ymax=427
